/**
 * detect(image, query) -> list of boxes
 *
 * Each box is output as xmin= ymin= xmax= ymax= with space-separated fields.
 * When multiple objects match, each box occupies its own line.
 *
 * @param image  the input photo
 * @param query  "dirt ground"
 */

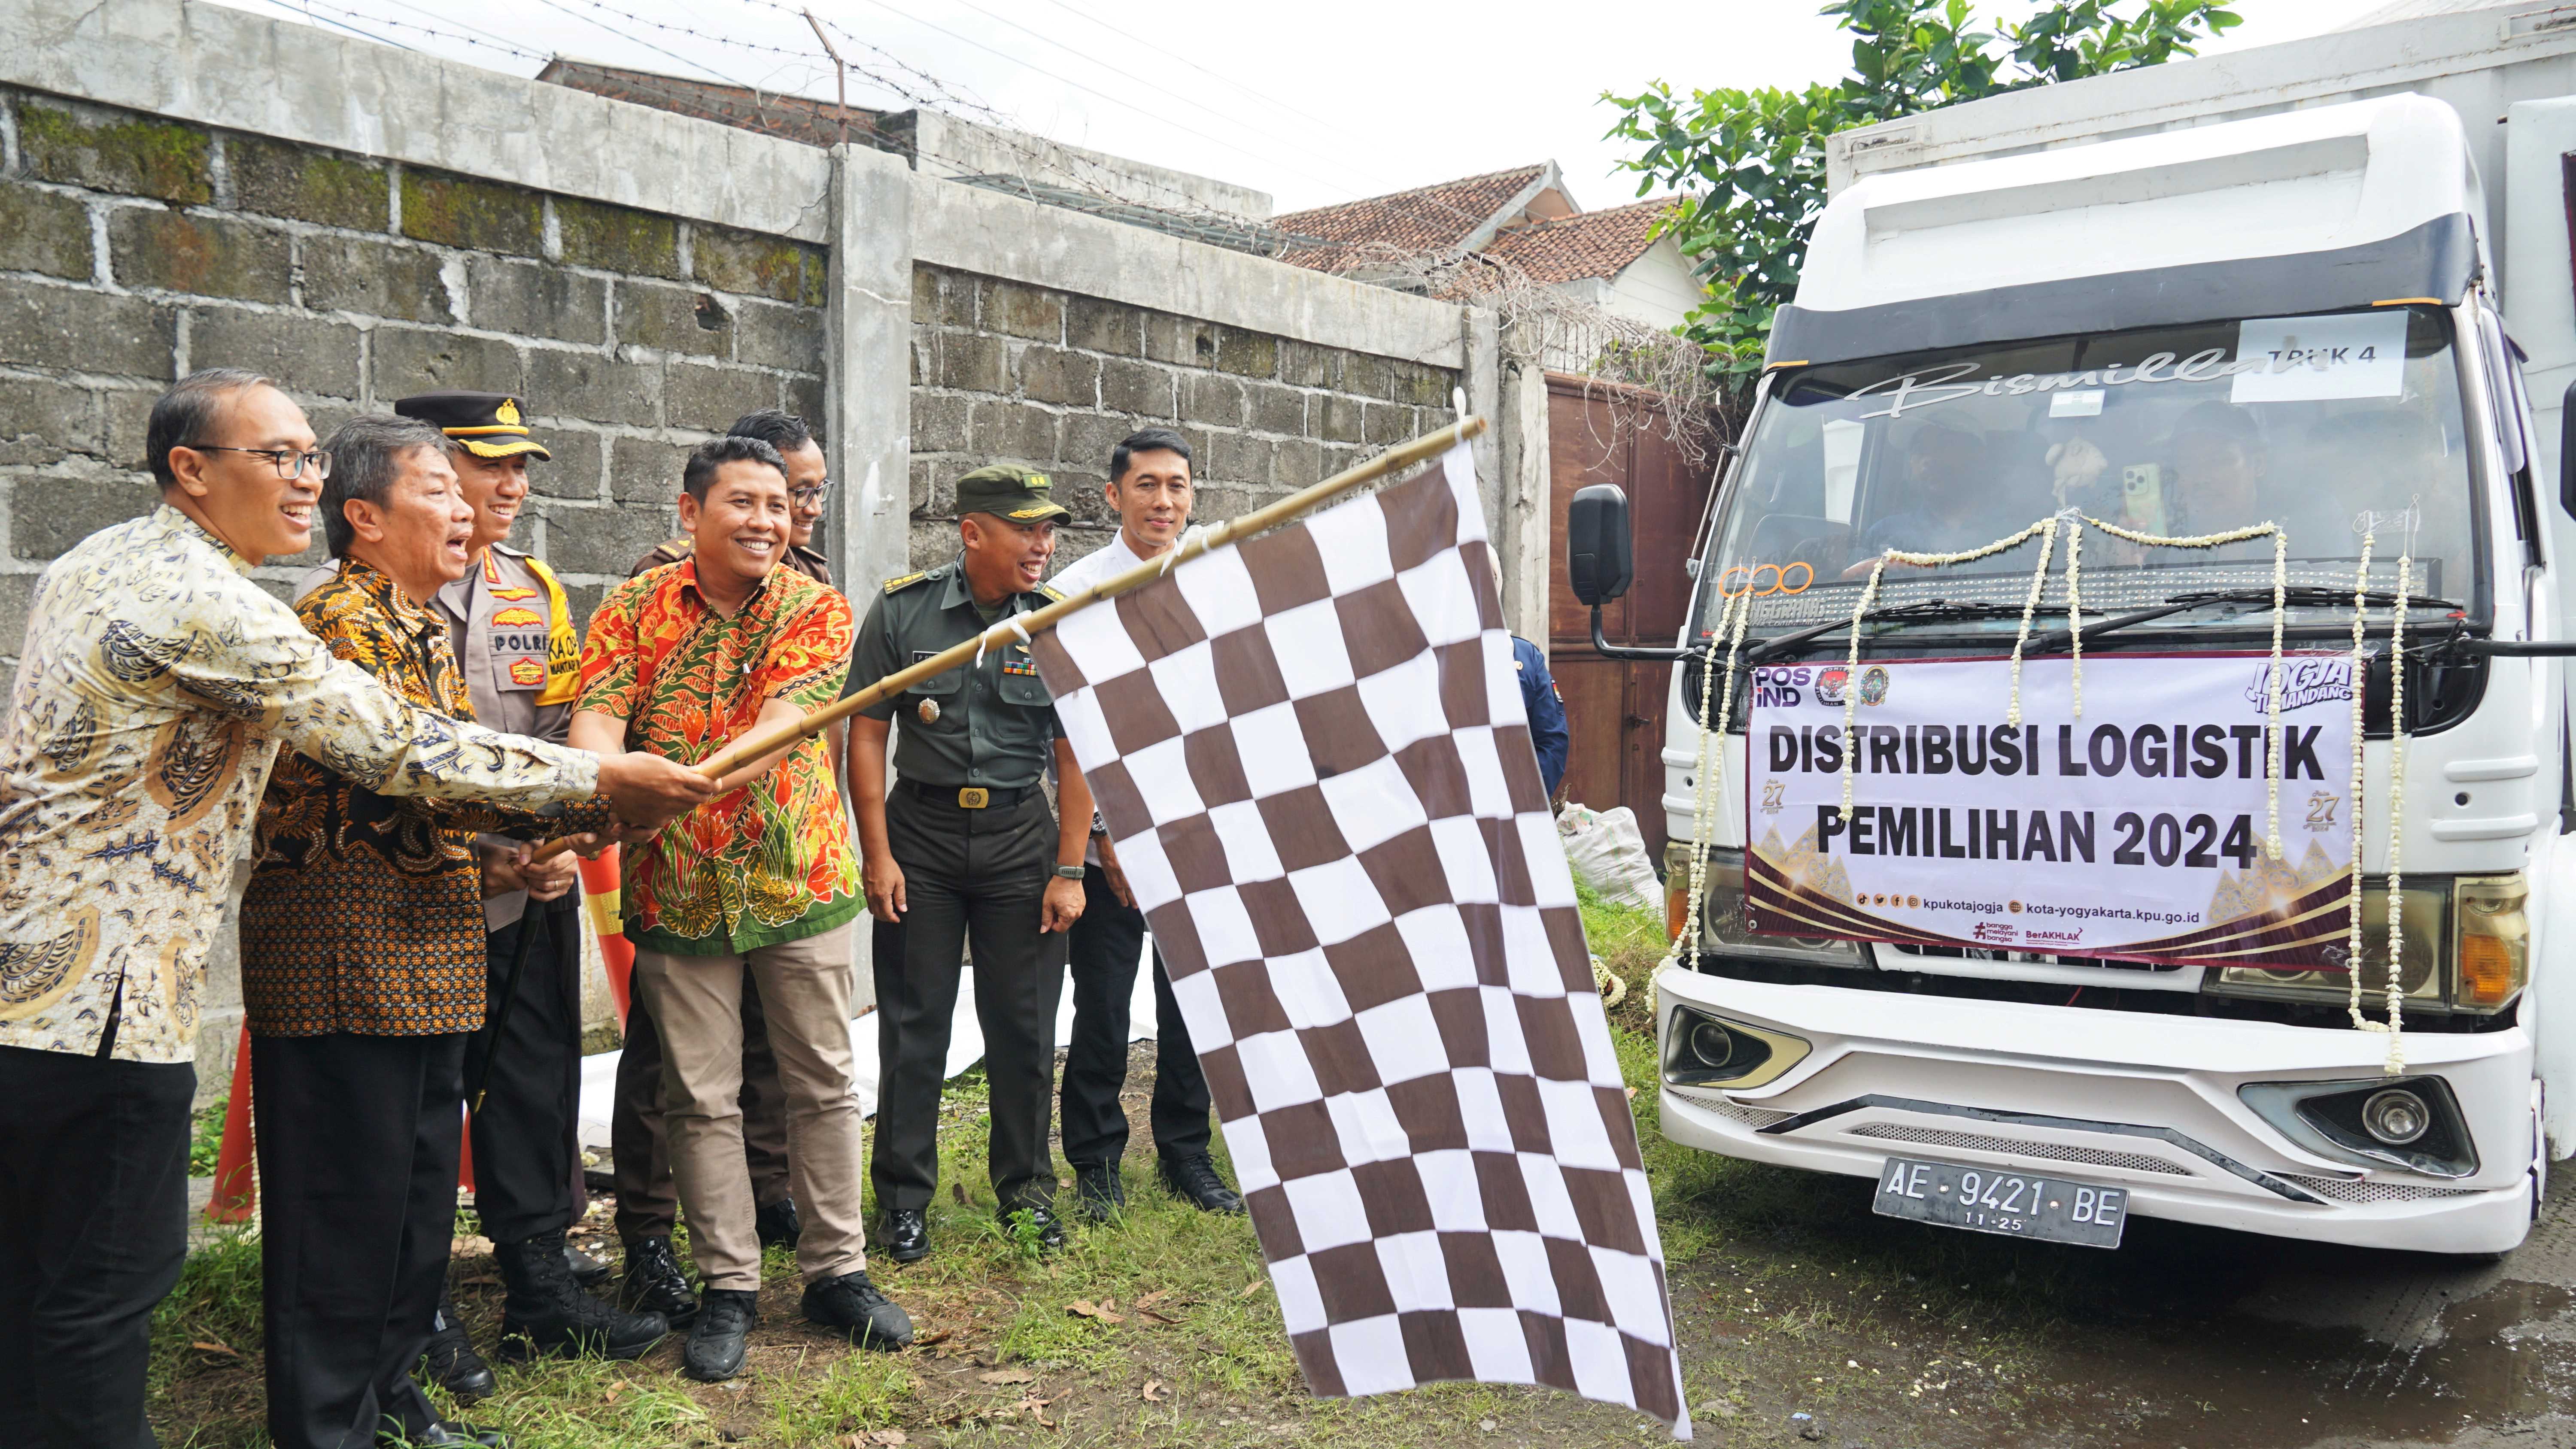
xmin=152 ymin=1034 xmax=2576 ymax=1449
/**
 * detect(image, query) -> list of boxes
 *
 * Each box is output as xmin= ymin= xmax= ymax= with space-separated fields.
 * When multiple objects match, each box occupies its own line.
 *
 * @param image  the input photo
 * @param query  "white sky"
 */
xmin=223 ymin=0 xmax=2388 ymax=216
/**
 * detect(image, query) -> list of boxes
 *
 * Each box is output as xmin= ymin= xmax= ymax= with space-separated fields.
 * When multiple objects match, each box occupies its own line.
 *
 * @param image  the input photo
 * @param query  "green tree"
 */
xmin=1607 ymin=0 xmax=2241 ymax=385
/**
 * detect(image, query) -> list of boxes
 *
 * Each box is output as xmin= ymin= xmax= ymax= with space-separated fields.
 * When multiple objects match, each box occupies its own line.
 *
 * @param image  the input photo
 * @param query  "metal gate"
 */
xmin=1543 ymin=373 xmax=1717 ymax=860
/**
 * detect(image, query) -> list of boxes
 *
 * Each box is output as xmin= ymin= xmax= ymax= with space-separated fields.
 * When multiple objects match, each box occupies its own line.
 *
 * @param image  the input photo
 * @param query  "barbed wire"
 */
xmin=248 ymin=0 xmax=1723 ymax=442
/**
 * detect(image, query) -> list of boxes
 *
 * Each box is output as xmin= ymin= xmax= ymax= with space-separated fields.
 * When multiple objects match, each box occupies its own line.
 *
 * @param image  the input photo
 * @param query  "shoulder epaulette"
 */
xmin=883 ymin=570 xmax=930 ymax=594
xmin=1035 ymin=584 xmax=1066 ymax=603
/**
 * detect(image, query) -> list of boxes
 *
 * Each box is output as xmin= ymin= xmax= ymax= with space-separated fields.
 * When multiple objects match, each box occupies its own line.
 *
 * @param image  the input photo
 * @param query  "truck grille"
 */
xmin=1665 ymin=1088 xmax=1794 ymax=1128
xmin=2277 ymin=1173 xmax=2482 ymax=1204
xmin=1847 ymin=1122 xmax=2191 ymax=1176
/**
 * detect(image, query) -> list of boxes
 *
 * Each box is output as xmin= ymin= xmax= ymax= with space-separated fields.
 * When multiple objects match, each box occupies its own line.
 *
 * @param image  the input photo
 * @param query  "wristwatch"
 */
xmin=1054 ymin=864 xmax=1086 ymax=880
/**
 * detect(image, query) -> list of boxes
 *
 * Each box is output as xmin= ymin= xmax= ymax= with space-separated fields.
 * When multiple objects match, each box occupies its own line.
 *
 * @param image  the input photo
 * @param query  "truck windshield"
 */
xmin=1703 ymin=308 xmax=2478 ymax=638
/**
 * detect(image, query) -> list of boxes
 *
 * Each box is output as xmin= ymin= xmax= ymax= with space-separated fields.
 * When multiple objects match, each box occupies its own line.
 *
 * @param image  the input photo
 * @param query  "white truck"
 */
xmin=1569 ymin=7 xmax=2576 ymax=1255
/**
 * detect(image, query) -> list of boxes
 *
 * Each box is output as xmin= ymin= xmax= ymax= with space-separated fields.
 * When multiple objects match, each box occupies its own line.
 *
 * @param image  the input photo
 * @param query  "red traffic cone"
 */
xmin=204 ymin=1025 xmax=256 ymax=1223
xmin=580 ymin=846 xmax=635 ymax=1027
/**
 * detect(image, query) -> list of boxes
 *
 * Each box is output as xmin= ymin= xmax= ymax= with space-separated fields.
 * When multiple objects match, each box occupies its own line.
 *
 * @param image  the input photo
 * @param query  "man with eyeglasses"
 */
xmin=0 ymin=370 xmax=717 ymax=1449
xmin=610 ymin=409 xmax=832 ymax=1329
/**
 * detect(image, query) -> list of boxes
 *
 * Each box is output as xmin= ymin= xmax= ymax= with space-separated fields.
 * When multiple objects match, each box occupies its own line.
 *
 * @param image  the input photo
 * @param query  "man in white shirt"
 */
xmin=1047 ymin=428 xmax=1241 ymax=1222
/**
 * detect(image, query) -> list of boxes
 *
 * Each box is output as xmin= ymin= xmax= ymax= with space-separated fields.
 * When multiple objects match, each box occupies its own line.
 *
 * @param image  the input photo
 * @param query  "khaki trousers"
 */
xmin=634 ymin=922 xmax=865 ymax=1291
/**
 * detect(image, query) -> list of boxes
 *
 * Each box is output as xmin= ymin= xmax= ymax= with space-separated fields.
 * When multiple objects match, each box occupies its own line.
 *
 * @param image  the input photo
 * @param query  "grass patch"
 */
xmin=188 ymin=1096 xmax=228 ymax=1177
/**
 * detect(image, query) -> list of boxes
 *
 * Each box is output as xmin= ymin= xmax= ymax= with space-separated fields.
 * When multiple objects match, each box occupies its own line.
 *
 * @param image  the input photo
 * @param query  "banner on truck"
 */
xmin=1744 ymin=653 xmax=2355 ymax=968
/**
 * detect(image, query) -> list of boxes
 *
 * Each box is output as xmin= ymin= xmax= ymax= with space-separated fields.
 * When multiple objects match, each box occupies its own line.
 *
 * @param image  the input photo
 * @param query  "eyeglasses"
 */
xmin=790 ymin=480 xmax=833 ymax=508
xmin=186 ymin=445 xmax=333 ymax=481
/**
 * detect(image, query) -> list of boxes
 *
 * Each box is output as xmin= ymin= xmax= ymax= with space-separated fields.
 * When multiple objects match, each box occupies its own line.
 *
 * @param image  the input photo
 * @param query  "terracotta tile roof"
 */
xmin=1272 ymin=164 xmax=1549 ymax=269
xmin=1481 ymin=198 xmax=1681 ymax=284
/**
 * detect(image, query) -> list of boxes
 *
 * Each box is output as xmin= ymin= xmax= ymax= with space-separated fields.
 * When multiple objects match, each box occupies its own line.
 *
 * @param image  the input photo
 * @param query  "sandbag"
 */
xmin=1557 ymin=802 xmax=1661 ymax=915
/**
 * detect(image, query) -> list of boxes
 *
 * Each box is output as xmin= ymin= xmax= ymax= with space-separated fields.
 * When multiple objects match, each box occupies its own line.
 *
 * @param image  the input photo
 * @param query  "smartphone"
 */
xmin=2120 ymin=463 xmax=2165 ymax=534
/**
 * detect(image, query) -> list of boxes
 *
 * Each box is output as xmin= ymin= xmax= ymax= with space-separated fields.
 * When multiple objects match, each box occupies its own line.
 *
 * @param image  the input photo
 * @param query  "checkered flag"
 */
xmin=1029 ymin=444 xmax=1688 ymax=1435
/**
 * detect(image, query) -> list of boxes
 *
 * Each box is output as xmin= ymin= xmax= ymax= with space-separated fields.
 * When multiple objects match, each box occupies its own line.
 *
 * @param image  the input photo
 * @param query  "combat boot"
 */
xmin=493 ymin=1229 xmax=668 ymax=1362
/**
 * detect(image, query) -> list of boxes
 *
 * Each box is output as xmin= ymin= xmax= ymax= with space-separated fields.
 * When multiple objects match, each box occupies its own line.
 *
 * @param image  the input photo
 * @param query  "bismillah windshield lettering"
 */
xmin=1852 ymin=350 xmax=2283 ymax=421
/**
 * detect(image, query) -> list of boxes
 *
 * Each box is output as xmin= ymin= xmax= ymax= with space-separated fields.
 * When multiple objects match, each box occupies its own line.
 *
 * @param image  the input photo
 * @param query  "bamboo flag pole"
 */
xmin=537 ymin=416 xmax=1488 ymax=859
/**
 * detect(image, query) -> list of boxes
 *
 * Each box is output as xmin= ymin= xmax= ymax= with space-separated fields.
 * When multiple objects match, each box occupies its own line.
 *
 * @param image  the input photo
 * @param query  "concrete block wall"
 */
xmin=0 ymin=0 xmax=1521 ymax=1104
xmin=0 ymin=85 xmax=830 ymax=661
xmin=907 ymin=262 xmax=1459 ymax=572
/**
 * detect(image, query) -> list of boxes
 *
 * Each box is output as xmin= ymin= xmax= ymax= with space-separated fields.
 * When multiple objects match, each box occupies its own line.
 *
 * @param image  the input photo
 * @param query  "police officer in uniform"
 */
xmin=844 ymin=465 xmax=1094 ymax=1263
xmin=345 ymin=390 xmax=667 ymax=1388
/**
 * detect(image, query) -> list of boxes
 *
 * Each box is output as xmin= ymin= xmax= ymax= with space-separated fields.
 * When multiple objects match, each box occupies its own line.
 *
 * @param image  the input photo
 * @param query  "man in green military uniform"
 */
xmin=844 ymin=465 xmax=1094 ymax=1263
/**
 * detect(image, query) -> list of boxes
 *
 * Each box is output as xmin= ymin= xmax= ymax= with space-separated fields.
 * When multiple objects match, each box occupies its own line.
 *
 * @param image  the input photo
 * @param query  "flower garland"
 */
xmin=1840 ymin=520 xmax=2058 ymax=814
xmin=1672 ymin=583 xmax=1755 ymax=970
xmin=2384 ymin=553 xmax=2412 ymax=1071
xmin=2065 ymin=517 xmax=2289 ymax=857
xmin=2339 ymin=532 xmax=2409 ymax=1073
xmin=2005 ymin=518 xmax=2061 ymax=728
xmin=1708 ymin=511 xmax=2421 ymax=1069
xmin=2344 ymin=532 xmax=2375 ymax=1034
xmin=1842 ymin=516 xmax=2288 ymax=858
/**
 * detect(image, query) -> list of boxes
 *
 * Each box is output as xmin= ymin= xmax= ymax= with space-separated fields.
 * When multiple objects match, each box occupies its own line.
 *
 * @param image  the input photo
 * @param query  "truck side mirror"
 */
xmin=2561 ymin=379 xmax=2576 ymax=518
xmin=1567 ymin=484 xmax=1635 ymax=605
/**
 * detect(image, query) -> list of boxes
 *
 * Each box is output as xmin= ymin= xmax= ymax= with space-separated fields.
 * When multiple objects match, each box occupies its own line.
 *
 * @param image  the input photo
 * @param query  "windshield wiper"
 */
xmin=2027 ymin=587 xmax=2464 ymax=653
xmin=1739 ymin=600 xmax=2075 ymax=664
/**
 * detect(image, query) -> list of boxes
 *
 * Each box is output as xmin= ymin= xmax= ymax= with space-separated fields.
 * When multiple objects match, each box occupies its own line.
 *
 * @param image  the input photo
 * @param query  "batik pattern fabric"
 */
xmin=1028 ymin=446 xmax=1687 ymax=1434
xmin=241 ymin=558 xmax=612 ymax=1037
xmin=576 ymin=560 xmax=861 ymax=955
xmin=0 ymin=505 xmax=600 ymax=1064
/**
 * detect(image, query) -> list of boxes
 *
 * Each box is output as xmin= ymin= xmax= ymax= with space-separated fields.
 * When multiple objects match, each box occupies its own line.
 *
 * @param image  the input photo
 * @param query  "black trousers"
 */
xmin=872 ymin=788 xmax=1065 ymax=1214
xmin=1060 ymin=865 xmax=1211 ymax=1170
xmin=611 ymin=970 xmax=793 ymax=1244
xmin=0 ymin=1042 xmax=194 ymax=1449
xmin=253 ymin=1031 xmax=468 ymax=1449
xmin=463 ymin=901 xmax=583 ymax=1245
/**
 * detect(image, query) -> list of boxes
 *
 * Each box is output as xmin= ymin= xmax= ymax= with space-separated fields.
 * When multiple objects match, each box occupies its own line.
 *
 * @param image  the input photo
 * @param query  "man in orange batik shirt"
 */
xmin=570 ymin=435 xmax=910 ymax=1384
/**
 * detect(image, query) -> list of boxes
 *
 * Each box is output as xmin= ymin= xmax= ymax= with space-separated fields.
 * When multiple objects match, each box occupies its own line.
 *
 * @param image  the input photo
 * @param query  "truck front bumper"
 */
xmin=1656 ymin=965 xmax=2540 ymax=1254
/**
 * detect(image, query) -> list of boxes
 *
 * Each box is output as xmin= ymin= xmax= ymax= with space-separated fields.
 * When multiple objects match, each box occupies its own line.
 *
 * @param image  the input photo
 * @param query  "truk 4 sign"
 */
xmin=1745 ymin=654 xmax=2355 ymax=968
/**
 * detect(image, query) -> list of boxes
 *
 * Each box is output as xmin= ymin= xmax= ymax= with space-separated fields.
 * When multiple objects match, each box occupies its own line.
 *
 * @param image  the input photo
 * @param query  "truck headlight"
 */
xmin=2207 ymin=873 xmax=2526 ymax=1014
xmin=2208 ymin=878 xmax=2447 ymax=1008
xmin=2453 ymin=873 xmax=2528 ymax=1008
xmin=1663 ymin=841 xmax=1867 ymax=967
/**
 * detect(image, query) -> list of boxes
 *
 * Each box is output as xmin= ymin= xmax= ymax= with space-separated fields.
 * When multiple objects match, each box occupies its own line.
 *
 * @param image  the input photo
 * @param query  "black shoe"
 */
xmin=801 ymin=1270 xmax=914 ymax=1349
xmin=1006 ymin=1203 xmax=1066 ymax=1253
xmin=755 ymin=1195 xmax=802 ymax=1250
xmin=619 ymin=1237 xmax=699 ymax=1328
xmin=1072 ymin=1165 xmax=1125 ymax=1224
xmin=1158 ymin=1153 xmax=1246 ymax=1214
xmin=493 ymin=1231 xmax=668 ymax=1363
xmin=419 ymin=1299 xmax=497 ymax=1401
xmin=681 ymin=1288 xmax=759 ymax=1382
xmin=563 ymin=1243 xmax=612 ymax=1287
xmin=881 ymin=1209 xmax=929 ymax=1264
xmin=383 ymin=1422 xmax=508 ymax=1448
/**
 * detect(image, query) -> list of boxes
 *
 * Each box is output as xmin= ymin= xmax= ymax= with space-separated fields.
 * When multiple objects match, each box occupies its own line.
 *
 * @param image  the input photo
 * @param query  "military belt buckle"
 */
xmin=957 ymin=787 xmax=990 ymax=809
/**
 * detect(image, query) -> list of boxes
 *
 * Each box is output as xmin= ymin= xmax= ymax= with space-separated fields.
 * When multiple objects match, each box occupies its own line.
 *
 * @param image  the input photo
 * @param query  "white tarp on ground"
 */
xmin=576 ymin=934 xmax=1158 ymax=1152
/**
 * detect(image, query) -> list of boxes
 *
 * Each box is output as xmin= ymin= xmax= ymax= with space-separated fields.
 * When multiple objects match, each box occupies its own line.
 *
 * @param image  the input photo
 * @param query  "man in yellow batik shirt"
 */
xmin=0 ymin=372 xmax=714 ymax=1449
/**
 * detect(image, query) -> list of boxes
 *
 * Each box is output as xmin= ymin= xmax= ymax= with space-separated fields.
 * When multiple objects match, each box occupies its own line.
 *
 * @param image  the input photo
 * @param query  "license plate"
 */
xmin=1871 ymin=1156 xmax=2129 ymax=1248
